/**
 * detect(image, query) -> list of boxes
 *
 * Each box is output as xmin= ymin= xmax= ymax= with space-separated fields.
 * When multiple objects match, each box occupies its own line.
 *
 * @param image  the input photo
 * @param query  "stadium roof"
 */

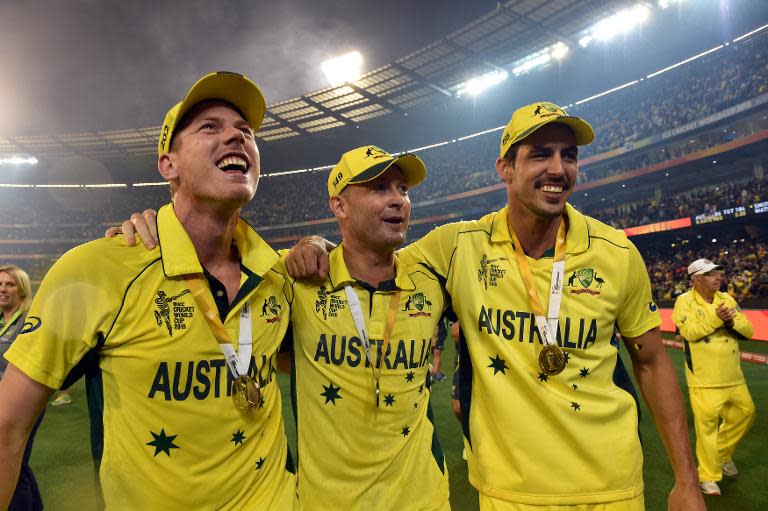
xmin=0 ymin=0 xmax=625 ymax=160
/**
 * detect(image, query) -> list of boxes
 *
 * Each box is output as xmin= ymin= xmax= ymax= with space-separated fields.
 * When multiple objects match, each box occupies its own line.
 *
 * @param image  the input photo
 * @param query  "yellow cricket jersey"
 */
xmin=400 ymin=204 xmax=661 ymax=506
xmin=284 ymin=244 xmax=450 ymax=511
xmin=672 ymin=289 xmax=753 ymax=388
xmin=5 ymin=204 xmax=296 ymax=511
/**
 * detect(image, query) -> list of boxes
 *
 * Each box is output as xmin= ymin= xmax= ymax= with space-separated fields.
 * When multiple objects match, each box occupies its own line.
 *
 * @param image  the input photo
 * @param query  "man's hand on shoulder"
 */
xmin=285 ymin=236 xmax=334 ymax=281
xmin=105 ymin=209 xmax=159 ymax=249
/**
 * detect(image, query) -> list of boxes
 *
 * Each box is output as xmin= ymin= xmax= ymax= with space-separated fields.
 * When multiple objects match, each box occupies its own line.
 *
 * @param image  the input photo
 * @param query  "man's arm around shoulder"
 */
xmin=622 ymin=327 xmax=706 ymax=511
xmin=0 ymin=364 xmax=54 ymax=508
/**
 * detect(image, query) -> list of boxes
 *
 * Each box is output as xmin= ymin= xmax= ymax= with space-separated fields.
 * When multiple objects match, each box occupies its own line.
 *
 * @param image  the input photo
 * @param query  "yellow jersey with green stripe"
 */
xmin=5 ymin=204 xmax=296 ymax=510
xmin=672 ymin=289 xmax=752 ymax=387
xmin=400 ymin=204 xmax=660 ymax=506
xmin=284 ymin=244 xmax=450 ymax=511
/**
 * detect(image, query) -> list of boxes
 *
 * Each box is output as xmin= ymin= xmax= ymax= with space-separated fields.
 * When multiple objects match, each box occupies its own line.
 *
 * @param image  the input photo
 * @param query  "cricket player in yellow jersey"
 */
xmin=113 ymin=146 xmax=452 ymax=510
xmin=285 ymin=146 xmax=450 ymax=510
xmin=287 ymin=102 xmax=705 ymax=511
xmin=395 ymin=103 xmax=704 ymax=511
xmin=672 ymin=258 xmax=755 ymax=496
xmin=0 ymin=72 xmax=297 ymax=510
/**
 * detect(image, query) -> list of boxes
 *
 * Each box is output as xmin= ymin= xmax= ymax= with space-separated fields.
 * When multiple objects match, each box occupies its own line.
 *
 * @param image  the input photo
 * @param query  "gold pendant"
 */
xmin=538 ymin=344 xmax=566 ymax=375
xmin=232 ymin=375 xmax=261 ymax=413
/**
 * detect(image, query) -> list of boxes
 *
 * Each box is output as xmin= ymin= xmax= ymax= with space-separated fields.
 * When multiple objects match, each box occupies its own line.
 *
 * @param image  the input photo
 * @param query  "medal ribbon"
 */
xmin=344 ymin=286 xmax=400 ymax=406
xmin=506 ymin=219 xmax=567 ymax=348
xmin=185 ymin=276 xmax=252 ymax=379
xmin=0 ymin=309 xmax=23 ymax=337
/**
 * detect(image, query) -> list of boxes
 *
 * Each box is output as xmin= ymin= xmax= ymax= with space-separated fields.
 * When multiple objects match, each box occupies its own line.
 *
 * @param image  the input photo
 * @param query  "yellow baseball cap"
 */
xmin=498 ymin=101 xmax=595 ymax=159
xmin=158 ymin=71 xmax=266 ymax=155
xmin=328 ymin=145 xmax=426 ymax=197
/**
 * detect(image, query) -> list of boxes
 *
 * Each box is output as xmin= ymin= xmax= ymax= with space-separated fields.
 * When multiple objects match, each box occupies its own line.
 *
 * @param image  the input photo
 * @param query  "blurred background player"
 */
xmin=0 ymin=265 xmax=43 ymax=511
xmin=672 ymin=258 xmax=756 ymax=496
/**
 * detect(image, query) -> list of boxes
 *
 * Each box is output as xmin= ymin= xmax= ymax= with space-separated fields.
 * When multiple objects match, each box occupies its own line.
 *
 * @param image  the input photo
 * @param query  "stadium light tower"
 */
xmin=321 ymin=51 xmax=363 ymax=86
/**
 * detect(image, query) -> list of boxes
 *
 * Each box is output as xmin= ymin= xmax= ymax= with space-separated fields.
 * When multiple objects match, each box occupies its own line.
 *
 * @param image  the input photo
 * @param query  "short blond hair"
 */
xmin=0 ymin=264 xmax=32 ymax=314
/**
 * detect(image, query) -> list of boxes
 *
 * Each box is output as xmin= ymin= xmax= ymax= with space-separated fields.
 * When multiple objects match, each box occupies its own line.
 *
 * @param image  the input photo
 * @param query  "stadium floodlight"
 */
xmin=592 ymin=5 xmax=650 ymax=41
xmin=579 ymin=35 xmax=593 ymax=48
xmin=578 ymin=4 xmax=651 ymax=48
xmin=513 ymin=53 xmax=550 ymax=76
xmin=321 ymin=51 xmax=363 ymax=87
xmin=455 ymin=70 xmax=508 ymax=97
xmin=551 ymin=42 xmax=569 ymax=60
xmin=0 ymin=156 xmax=38 ymax=166
xmin=511 ymin=42 xmax=569 ymax=77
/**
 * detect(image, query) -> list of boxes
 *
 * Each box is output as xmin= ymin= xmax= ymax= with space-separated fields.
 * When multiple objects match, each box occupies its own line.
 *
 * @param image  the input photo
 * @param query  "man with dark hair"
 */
xmin=288 ymin=101 xmax=704 ymax=510
xmin=0 ymin=72 xmax=297 ymax=510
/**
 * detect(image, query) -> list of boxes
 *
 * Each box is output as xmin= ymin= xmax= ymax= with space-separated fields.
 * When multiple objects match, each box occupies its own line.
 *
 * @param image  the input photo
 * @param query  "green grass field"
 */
xmin=29 ymin=339 xmax=767 ymax=510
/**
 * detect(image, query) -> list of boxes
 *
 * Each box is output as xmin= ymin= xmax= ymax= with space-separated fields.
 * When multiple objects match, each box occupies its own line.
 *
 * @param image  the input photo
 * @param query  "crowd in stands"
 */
xmin=574 ymin=36 xmax=768 ymax=157
xmin=642 ymin=237 xmax=768 ymax=302
xmin=581 ymin=177 xmax=767 ymax=229
xmin=3 ymin=32 xmax=768 ymax=303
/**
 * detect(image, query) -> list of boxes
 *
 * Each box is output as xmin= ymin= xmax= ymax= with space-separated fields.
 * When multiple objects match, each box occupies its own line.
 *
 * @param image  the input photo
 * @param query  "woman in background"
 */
xmin=0 ymin=265 xmax=43 ymax=511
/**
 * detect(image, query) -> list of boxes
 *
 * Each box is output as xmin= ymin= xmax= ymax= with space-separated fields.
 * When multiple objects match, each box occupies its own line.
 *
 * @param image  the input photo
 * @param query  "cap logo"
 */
xmin=533 ymin=102 xmax=563 ymax=117
xmin=160 ymin=125 xmax=170 ymax=150
xmin=364 ymin=146 xmax=389 ymax=160
xmin=501 ymin=132 xmax=510 ymax=146
xmin=332 ymin=172 xmax=344 ymax=187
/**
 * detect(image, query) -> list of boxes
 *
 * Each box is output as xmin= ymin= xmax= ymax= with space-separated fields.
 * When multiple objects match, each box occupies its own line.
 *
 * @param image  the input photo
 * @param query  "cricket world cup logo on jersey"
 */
xmin=567 ymin=268 xmax=604 ymax=296
xmin=259 ymin=296 xmax=282 ymax=324
xmin=478 ymin=254 xmax=507 ymax=290
xmin=403 ymin=292 xmax=433 ymax=317
xmin=315 ymin=285 xmax=346 ymax=320
xmin=154 ymin=289 xmax=194 ymax=337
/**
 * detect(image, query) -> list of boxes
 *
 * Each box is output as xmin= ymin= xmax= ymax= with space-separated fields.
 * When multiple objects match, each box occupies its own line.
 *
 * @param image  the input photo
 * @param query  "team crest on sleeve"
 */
xmin=315 ymin=285 xmax=346 ymax=320
xmin=154 ymin=289 xmax=193 ymax=336
xmin=403 ymin=292 xmax=433 ymax=317
xmin=567 ymin=268 xmax=605 ymax=296
xmin=478 ymin=254 xmax=507 ymax=290
xmin=649 ymin=301 xmax=658 ymax=312
xmin=259 ymin=296 xmax=282 ymax=323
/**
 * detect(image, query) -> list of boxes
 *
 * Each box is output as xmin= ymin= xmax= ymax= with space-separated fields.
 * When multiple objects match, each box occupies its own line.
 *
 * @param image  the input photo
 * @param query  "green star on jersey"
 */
xmin=571 ymin=402 xmax=581 ymax=411
xmin=384 ymin=394 xmax=395 ymax=406
xmin=572 ymin=384 xmax=579 ymax=391
xmin=579 ymin=367 xmax=590 ymax=378
xmin=537 ymin=372 xmax=549 ymax=382
xmin=231 ymin=430 xmax=246 ymax=446
xmin=321 ymin=382 xmax=342 ymax=405
xmin=488 ymin=354 xmax=509 ymax=375
xmin=255 ymin=456 xmax=266 ymax=470
xmin=405 ymin=371 xmax=415 ymax=382
xmin=146 ymin=428 xmax=180 ymax=457
xmin=401 ymin=425 xmax=411 ymax=437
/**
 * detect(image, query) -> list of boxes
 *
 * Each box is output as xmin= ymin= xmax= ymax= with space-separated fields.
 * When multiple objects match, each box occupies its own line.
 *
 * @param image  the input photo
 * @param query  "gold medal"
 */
xmin=539 ymin=344 xmax=566 ymax=375
xmin=232 ymin=375 xmax=261 ymax=413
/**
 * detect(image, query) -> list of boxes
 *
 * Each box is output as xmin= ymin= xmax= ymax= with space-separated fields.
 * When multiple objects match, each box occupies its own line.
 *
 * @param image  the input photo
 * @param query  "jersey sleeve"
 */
xmin=4 ymin=246 xmax=120 ymax=389
xmin=615 ymin=242 xmax=662 ymax=338
xmin=726 ymin=294 xmax=753 ymax=340
xmin=399 ymin=222 xmax=464 ymax=279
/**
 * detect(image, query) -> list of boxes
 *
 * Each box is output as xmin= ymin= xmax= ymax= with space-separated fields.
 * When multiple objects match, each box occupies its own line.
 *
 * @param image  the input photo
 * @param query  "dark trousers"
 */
xmin=9 ymin=412 xmax=44 ymax=511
